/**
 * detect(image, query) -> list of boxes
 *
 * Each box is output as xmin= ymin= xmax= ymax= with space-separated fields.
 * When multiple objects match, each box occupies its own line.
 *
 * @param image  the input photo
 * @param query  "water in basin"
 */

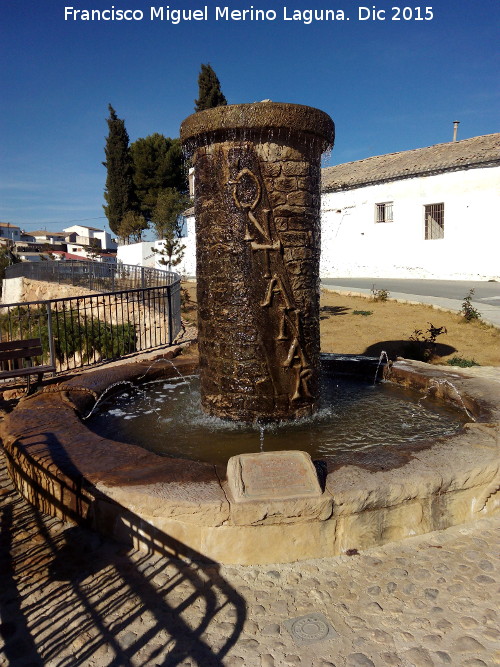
xmin=87 ymin=373 xmax=467 ymax=466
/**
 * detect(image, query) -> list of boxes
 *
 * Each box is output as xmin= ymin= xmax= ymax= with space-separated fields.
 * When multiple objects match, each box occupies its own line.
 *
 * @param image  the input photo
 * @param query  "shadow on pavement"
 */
xmin=0 ymin=448 xmax=247 ymax=666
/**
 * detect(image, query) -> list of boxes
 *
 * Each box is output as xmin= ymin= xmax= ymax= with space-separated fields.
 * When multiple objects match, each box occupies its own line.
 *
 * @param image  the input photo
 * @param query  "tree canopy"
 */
xmin=117 ymin=211 xmax=148 ymax=244
xmin=102 ymin=105 xmax=136 ymax=235
xmin=195 ymin=64 xmax=227 ymax=112
xmin=130 ymin=134 xmax=186 ymax=222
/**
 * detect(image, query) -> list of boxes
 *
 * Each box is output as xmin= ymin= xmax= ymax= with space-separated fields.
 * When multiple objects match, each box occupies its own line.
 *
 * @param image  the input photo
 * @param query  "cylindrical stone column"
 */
xmin=181 ymin=102 xmax=335 ymax=422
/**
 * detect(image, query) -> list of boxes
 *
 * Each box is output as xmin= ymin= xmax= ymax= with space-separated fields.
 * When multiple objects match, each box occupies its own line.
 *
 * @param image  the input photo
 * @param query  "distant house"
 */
xmin=63 ymin=225 xmax=117 ymax=252
xmin=30 ymin=230 xmax=69 ymax=246
xmin=0 ymin=222 xmax=21 ymax=243
xmin=320 ymin=133 xmax=500 ymax=280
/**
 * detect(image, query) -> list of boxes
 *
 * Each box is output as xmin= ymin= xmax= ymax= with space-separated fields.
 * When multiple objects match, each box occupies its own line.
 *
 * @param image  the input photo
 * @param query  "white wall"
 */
xmin=177 ymin=214 xmax=196 ymax=277
xmin=117 ymin=235 xmax=196 ymax=276
xmin=117 ymin=166 xmax=500 ymax=281
xmin=117 ymin=242 xmax=156 ymax=268
xmin=63 ymin=225 xmax=117 ymax=251
xmin=320 ymin=165 xmax=500 ymax=280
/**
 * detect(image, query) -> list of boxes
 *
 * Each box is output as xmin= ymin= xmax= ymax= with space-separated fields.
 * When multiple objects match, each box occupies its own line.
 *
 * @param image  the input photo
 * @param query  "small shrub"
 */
xmin=352 ymin=310 xmax=373 ymax=316
xmin=406 ymin=323 xmax=447 ymax=362
xmin=446 ymin=356 xmax=480 ymax=368
xmin=371 ymin=285 xmax=389 ymax=302
xmin=181 ymin=286 xmax=192 ymax=311
xmin=461 ymin=289 xmax=481 ymax=322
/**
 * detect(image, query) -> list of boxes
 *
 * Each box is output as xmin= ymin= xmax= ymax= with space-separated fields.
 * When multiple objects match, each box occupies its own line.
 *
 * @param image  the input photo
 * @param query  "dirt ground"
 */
xmin=182 ymin=282 xmax=500 ymax=367
xmin=319 ymin=289 xmax=500 ymax=366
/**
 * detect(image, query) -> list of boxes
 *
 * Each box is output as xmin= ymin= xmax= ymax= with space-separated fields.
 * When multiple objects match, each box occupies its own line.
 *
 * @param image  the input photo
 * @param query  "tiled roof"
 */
xmin=0 ymin=222 xmax=20 ymax=228
xmin=322 ymin=133 xmax=500 ymax=192
xmin=31 ymin=230 xmax=68 ymax=237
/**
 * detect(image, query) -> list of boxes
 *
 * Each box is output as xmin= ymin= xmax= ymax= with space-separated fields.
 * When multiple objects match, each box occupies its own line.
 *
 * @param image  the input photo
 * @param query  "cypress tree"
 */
xmin=194 ymin=64 xmax=227 ymax=112
xmin=130 ymin=134 xmax=186 ymax=221
xmin=103 ymin=104 xmax=136 ymax=235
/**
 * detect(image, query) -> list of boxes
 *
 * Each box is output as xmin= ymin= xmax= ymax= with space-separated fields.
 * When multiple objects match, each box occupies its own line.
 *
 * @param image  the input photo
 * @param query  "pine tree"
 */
xmin=194 ymin=64 xmax=227 ymax=112
xmin=130 ymin=134 xmax=186 ymax=221
xmin=103 ymin=104 xmax=136 ymax=235
xmin=150 ymin=188 xmax=190 ymax=271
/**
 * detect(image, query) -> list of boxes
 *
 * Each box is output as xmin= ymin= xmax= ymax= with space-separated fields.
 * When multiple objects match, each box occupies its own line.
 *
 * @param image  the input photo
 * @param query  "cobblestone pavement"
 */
xmin=0 ymin=453 xmax=498 ymax=667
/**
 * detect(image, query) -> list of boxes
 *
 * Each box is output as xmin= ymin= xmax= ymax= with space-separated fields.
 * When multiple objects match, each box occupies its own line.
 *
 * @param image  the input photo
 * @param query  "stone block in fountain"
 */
xmin=181 ymin=102 xmax=335 ymax=422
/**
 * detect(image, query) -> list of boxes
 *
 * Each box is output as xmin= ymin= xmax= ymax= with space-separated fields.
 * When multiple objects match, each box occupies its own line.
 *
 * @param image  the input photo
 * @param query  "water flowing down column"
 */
xmin=181 ymin=102 xmax=335 ymax=422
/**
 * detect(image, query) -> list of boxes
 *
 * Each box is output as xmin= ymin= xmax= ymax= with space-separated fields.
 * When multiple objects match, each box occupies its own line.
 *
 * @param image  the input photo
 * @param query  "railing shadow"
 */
xmin=0 ymin=443 xmax=247 ymax=666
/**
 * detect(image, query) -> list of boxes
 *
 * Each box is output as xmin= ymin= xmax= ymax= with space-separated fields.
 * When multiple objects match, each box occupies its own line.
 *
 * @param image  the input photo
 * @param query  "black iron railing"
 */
xmin=1 ymin=262 xmax=183 ymax=376
xmin=5 ymin=259 xmax=178 ymax=292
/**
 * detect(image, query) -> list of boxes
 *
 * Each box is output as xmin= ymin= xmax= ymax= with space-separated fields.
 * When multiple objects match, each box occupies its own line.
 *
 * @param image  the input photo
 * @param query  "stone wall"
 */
xmin=2 ymin=277 xmax=99 ymax=304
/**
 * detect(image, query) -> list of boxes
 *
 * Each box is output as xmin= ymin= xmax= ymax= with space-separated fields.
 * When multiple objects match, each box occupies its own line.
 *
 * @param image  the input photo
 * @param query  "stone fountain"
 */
xmin=180 ymin=102 xmax=334 ymax=422
xmin=1 ymin=102 xmax=498 ymax=565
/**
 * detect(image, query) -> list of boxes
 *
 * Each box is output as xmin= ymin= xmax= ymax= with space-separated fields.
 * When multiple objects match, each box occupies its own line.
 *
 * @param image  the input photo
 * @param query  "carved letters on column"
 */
xmin=231 ymin=167 xmax=312 ymax=404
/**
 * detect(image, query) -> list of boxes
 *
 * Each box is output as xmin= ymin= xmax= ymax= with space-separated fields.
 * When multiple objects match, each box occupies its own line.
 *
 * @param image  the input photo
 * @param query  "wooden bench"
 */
xmin=0 ymin=338 xmax=56 ymax=393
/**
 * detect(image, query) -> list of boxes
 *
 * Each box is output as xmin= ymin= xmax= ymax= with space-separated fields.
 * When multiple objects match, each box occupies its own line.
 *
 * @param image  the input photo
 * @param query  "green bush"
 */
xmin=446 ymin=356 xmax=480 ymax=368
xmin=0 ymin=306 xmax=136 ymax=366
xmin=461 ymin=289 xmax=481 ymax=322
xmin=371 ymin=285 xmax=390 ymax=302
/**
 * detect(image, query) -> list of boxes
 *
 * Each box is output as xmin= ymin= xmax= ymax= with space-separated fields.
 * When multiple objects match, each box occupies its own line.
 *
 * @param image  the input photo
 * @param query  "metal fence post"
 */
xmin=46 ymin=303 xmax=57 ymax=376
xmin=167 ymin=284 xmax=174 ymax=346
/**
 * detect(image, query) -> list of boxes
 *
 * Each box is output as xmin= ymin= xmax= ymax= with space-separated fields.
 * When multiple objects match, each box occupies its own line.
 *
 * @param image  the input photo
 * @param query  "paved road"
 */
xmin=321 ymin=278 xmax=500 ymax=328
xmin=321 ymin=279 xmax=500 ymax=306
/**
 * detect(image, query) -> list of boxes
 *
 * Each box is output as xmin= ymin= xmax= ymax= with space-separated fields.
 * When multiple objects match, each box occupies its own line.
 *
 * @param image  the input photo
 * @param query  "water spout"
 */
xmin=425 ymin=378 xmax=476 ymax=422
xmin=374 ymin=350 xmax=390 ymax=384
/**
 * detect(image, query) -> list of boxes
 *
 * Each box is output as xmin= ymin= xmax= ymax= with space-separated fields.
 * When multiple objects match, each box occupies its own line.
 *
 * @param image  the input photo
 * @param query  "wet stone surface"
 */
xmin=181 ymin=102 xmax=335 ymax=422
xmin=1 ymin=450 xmax=498 ymax=667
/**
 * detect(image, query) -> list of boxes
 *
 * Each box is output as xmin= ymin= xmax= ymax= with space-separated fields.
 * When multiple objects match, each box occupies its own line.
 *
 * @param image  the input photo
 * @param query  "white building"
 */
xmin=63 ymin=225 xmax=117 ymax=252
xmin=117 ymin=133 xmax=500 ymax=281
xmin=320 ymin=133 xmax=500 ymax=280
xmin=0 ymin=223 xmax=21 ymax=243
xmin=116 ymin=211 xmax=196 ymax=276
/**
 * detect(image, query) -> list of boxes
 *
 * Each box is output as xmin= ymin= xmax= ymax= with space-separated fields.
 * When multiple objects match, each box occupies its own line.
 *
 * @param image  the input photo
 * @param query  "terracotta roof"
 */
xmin=0 ymin=222 xmax=20 ymax=228
xmin=51 ymin=251 xmax=91 ymax=261
xmin=322 ymin=133 xmax=500 ymax=192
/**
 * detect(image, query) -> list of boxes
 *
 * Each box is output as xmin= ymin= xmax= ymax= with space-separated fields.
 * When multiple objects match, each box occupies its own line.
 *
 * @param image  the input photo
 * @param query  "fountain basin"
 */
xmin=1 ymin=356 xmax=499 ymax=564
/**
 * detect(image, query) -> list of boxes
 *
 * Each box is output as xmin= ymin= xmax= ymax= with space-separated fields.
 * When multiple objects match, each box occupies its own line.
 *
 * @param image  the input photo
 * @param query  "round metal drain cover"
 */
xmin=292 ymin=616 xmax=330 ymax=640
xmin=284 ymin=613 xmax=336 ymax=645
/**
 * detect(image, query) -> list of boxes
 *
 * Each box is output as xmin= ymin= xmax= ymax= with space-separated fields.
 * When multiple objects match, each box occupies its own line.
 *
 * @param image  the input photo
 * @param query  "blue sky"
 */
xmin=1 ymin=0 xmax=498 ymax=235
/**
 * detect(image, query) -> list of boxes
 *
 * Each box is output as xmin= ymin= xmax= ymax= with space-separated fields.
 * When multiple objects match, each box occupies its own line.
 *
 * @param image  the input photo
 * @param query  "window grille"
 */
xmin=375 ymin=202 xmax=393 ymax=223
xmin=424 ymin=203 xmax=444 ymax=239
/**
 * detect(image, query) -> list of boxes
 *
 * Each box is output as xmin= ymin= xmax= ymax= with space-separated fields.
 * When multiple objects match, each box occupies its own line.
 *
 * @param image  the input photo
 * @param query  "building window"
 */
xmin=424 ymin=203 xmax=444 ymax=239
xmin=375 ymin=202 xmax=393 ymax=223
